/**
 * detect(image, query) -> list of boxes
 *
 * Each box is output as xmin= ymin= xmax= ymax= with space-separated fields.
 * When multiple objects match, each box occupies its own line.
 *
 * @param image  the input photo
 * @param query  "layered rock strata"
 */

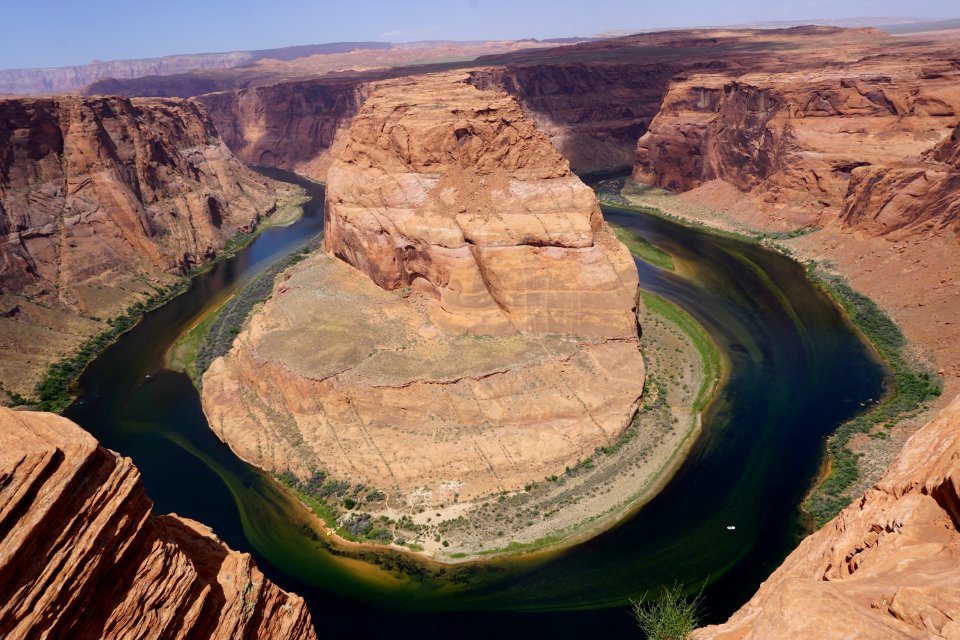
xmin=199 ymin=79 xmax=364 ymax=180
xmin=696 ymin=392 xmax=960 ymax=639
xmin=0 ymin=407 xmax=317 ymax=640
xmin=201 ymin=73 xmax=644 ymax=504
xmin=633 ymin=55 xmax=960 ymax=233
xmin=0 ymin=96 xmax=289 ymax=396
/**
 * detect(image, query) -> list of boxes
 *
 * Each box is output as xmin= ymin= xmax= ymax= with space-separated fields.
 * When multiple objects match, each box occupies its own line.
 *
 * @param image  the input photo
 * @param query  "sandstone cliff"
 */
xmin=201 ymin=73 xmax=644 ymax=504
xmin=0 ymin=407 xmax=317 ymax=640
xmin=0 ymin=96 xmax=290 ymax=397
xmin=633 ymin=51 xmax=960 ymax=233
xmin=198 ymin=79 xmax=364 ymax=181
xmin=841 ymin=121 xmax=960 ymax=238
xmin=696 ymin=392 xmax=960 ymax=639
xmin=179 ymin=28 xmax=891 ymax=183
xmin=323 ymin=73 xmax=640 ymax=338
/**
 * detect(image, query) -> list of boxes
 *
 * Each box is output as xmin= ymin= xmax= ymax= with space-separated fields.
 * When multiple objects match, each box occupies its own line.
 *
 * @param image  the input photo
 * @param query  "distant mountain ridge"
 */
xmin=0 ymin=41 xmax=393 ymax=95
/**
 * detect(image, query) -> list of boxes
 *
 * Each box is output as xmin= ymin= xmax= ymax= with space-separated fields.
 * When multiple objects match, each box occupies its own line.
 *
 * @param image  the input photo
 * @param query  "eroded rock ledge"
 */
xmin=696 ymin=393 xmax=960 ymax=639
xmin=0 ymin=408 xmax=316 ymax=640
xmin=632 ymin=59 xmax=960 ymax=236
xmin=201 ymin=72 xmax=644 ymax=505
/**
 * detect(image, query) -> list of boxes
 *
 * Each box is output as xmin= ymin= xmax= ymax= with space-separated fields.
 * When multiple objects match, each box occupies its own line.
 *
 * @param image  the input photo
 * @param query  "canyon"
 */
xmin=0 ymin=407 xmax=316 ymax=639
xmin=99 ymin=27 xmax=896 ymax=183
xmin=200 ymin=72 xmax=644 ymax=509
xmin=625 ymin=29 xmax=960 ymax=380
xmin=2 ymin=21 xmax=960 ymax=639
xmin=0 ymin=95 xmax=296 ymax=399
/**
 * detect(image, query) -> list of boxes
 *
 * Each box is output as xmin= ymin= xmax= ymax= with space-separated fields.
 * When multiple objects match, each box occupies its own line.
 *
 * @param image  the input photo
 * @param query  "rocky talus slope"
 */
xmin=696 ymin=392 xmax=960 ymax=639
xmin=201 ymin=73 xmax=644 ymax=504
xmin=0 ymin=408 xmax=316 ymax=640
xmin=0 ymin=96 xmax=290 ymax=397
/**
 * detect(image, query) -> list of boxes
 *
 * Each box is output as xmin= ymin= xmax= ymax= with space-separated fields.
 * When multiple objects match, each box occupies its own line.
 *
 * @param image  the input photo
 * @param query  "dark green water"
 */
xmin=65 ymin=168 xmax=885 ymax=638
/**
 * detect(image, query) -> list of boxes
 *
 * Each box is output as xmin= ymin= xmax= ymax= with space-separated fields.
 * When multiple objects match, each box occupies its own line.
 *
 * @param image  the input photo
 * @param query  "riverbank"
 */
xmin=1 ymin=186 xmax=308 ymax=413
xmin=599 ymin=178 xmax=946 ymax=526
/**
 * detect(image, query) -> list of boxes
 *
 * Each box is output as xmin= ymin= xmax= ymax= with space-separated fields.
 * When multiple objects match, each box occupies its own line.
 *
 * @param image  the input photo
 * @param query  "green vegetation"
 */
xmin=803 ymin=263 xmax=942 ymax=525
xmin=30 ymin=280 xmax=191 ymax=412
xmin=609 ymin=223 xmax=675 ymax=270
xmin=24 ymin=197 xmax=307 ymax=414
xmin=631 ymin=583 xmax=703 ymax=640
xmin=474 ymin=534 xmax=564 ymax=556
xmin=640 ymin=291 xmax=721 ymax=414
xmin=175 ymin=242 xmax=318 ymax=386
xmin=275 ymin=469 xmax=423 ymax=546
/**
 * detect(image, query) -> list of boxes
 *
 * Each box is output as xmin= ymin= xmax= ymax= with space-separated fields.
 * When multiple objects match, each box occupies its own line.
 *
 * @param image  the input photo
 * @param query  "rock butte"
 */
xmin=695 ymin=393 xmax=960 ymax=639
xmin=201 ymin=72 xmax=644 ymax=504
xmin=0 ymin=408 xmax=316 ymax=640
xmin=0 ymin=96 xmax=291 ymax=397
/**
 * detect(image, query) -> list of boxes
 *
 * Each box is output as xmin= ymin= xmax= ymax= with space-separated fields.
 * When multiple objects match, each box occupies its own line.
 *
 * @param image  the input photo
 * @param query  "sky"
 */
xmin=0 ymin=0 xmax=957 ymax=69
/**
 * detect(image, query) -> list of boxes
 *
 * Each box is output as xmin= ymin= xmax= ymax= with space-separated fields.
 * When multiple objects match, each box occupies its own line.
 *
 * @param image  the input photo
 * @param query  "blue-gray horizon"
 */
xmin=1 ymin=0 xmax=957 ymax=70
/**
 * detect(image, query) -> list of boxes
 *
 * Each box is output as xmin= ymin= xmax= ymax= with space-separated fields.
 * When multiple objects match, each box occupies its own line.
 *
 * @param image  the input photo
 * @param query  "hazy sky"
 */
xmin=1 ymin=0 xmax=957 ymax=69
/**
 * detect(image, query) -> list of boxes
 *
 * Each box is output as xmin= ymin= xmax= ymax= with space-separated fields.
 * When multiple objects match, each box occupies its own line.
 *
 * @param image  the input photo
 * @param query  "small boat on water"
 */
xmin=726 ymin=525 xmax=736 ymax=530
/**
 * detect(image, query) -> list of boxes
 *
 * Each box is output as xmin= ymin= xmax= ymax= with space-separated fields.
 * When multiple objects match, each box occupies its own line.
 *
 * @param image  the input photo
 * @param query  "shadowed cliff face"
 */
xmin=198 ymin=79 xmax=365 ymax=180
xmin=466 ymin=62 xmax=701 ymax=174
xmin=0 ymin=408 xmax=317 ymax=640
xmin=695 ymin=393 xmax=960 ymax=640
xmin=0 ymin=95 xmax=287 ymax=397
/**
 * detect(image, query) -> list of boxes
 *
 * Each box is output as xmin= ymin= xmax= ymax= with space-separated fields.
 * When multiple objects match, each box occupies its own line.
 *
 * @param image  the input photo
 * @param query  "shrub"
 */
xmin=631 ymin=583 xmax=702 ymax=640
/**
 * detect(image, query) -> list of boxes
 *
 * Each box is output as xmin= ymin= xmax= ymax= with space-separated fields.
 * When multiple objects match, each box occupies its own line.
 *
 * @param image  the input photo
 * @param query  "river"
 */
xmin=64 ymin=167 xmax=885 ymax=638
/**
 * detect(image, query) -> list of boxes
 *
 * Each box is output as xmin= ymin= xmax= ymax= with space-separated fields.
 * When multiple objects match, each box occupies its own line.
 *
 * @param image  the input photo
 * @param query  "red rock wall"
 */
xmin=0 ymin=95 xmax=281 ymax=298
xmin=198 ymin=79 xmax=366 ymax=181
xmin=632 ymin=62 xmax=960 ymax=234
xmin=0 ymin=408 xmax=317 ymax=640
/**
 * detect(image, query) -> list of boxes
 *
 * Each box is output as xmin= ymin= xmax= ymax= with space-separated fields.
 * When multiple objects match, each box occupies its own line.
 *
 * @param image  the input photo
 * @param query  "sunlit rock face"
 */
xmin=0 ymin=408 xmax=317 ymax=640
xmin=201 ymin=72 xmax=645 ymax=504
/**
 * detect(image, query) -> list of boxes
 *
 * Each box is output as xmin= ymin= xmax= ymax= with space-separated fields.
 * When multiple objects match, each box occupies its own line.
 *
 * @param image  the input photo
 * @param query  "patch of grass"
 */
xmin=803 ymin=263 xmax=942 ymax=526
xmin=608 ymin=223 xmax=675 ymax=270
xmin=640 ymin=291 xmax=721 ymax=414
xmin=475 ymin=534 xmax=564 ymax=556
xmin=176 ymin=241 xmax=320 ymax=387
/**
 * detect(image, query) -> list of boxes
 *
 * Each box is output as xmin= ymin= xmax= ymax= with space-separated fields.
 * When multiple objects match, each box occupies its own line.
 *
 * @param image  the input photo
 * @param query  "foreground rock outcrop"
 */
xmin=0 ymin=408 xmax=316 ymax=640
xmin=0 ymin=96 xmax=291 ymax=397
xmin=696 ymin=392 xmax=960 ymax=639
xmin=201 ymin=73 xmax=644 ymax=504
